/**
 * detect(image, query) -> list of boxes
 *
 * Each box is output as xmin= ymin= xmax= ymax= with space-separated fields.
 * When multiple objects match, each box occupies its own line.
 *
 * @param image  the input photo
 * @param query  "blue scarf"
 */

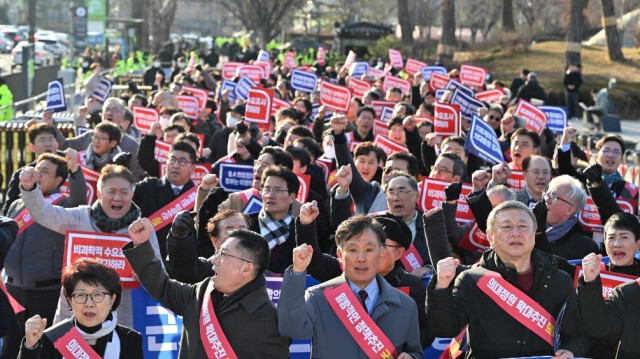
xmin=546 ymin=216 xmax=577 ymax=242
xmin=603 ymin=171 xmax=623 ymax=185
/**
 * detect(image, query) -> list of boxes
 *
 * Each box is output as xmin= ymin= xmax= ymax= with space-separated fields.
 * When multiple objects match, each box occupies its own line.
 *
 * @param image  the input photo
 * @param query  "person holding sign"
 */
xmin=427 ymin=201 xmax=587 ymax=358
xmin=278 ymin=214 xmax=423 ymax=358
xmin=3 ymin=152 xmax=87 ymax=359
xmin=578 ymin=249 xmax=640 ymax=359
xmin=124 ymin=218 xmax=291 ymax=358
xmin=18 ymin=164 xmax=162 ymax=330
xmin=18 ymin=258 xmax=142 ymax=359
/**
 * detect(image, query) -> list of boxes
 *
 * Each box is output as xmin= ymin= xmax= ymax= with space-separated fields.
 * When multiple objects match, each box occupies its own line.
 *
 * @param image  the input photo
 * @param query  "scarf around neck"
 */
xmin=74 ymin=311 xmax=120 ymax=359
xmin=603 ymin=171 xmax=623 ymax=185
xmin=258 ymin=209 xmax=293 ymax=249
xmin=546 ymin=216 xmax=578 ymax=242
xmin=90 ymin=201 xmax=141 ymax=233
xmin=85 ymin=144 xmax=122 ymax=172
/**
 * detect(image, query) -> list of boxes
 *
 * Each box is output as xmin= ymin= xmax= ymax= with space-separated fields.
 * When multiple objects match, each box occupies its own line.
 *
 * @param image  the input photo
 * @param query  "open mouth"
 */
xmin=83 ymin=312 xmax=96 ymax=319
xmin=612 ymin=250 xmax=627 ymax=261
xmin=111 ymin=204 xmax=123 ymax=212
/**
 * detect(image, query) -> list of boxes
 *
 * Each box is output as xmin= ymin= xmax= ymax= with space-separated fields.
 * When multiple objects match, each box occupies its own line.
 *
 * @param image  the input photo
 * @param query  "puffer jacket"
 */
xmin=0 ymin=83 xmax=13 ymax=122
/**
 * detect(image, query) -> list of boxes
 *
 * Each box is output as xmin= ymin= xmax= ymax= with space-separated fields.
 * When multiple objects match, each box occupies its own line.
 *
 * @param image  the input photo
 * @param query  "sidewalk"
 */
xmin=569 ymin=117 xmax=640 ymax=149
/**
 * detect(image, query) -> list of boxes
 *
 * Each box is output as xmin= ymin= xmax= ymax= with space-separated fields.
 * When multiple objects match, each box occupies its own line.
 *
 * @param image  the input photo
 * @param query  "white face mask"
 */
xmin=323 ymin=145 xmax=335 ymax=159
xmin=82 ymin=61 xmax=89 ymax=67
xmin=178 ymin=63 xmax=185 ymax=69
xmin=226 ymin=116 xmax=238 ymax=128
xmin=153 ymin=61 xmax=161 ymax=68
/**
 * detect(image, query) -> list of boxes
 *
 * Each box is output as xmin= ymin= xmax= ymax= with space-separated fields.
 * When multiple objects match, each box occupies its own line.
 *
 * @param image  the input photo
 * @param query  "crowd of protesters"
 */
xmin=0 ymin=37 xmax=639 ymax=359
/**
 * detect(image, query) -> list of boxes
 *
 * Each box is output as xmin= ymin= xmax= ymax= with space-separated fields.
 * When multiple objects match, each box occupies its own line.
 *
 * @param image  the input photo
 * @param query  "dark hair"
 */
xmin=170 ymin=140 xmax=198 ymax=164
xmin=439 ymin=152 xmax=467 ymax=179
xmin=512 ymin=128 xmax=541 ymax=148
xmin=277 ymin=108 xmax=300 ymax=121
xmin=596 ymin=134 xmax=625 ymax=153
xmin=95 ymin=122 xmax=122 ymax=145
xmin=36 ymin=153 xmax=69 ymax=186
xmin=207 ymin=209 xmax=249 ymax=238
xmin=288 ymin=125 xmax=313 ymax=139
xmin=335 ymin=214 xmax=386 ymax=248
xmin=386 ymin=151 xmax=418 ymax=176
xmin=228 ymin=229 xmax=270 ymax=276
xmin=261 ymin=165 xmax=300 ymax=195
xmin=522 ymin=155 xmax=551 ymax=172
xmin=170 ymin=112 xmax=192 ymax=127
xmin=604 ymin=213 xmax=640 ymax=242
xmin=293 ymin=137 xmax=322 ymax=160
xmin=387 ymin=87 xmax=402 ymax=96
xmin=163 ymin=124 xmax=186 ymax=134
xmin=98 ymin=165 xmax=135 ymax=192
xmin=286 ymin=146 xmax=311 ymax=168
xmin=62 ymin=258 xmax=122 ymax=311
xmin=396 ymin=103 xmax=415 ymax=116
xmin=261 ymin=146 xmax=294 ymax=170
xmin=442 ymin=136 xmax=465 ymax=149
xmin=293 ymin=97 xmax=312 ymax=115
xmin=357 ymin=106 xmax=375 ymax=119
xmin=364 ymin=89 xmax=382 ymax=101
xmin=28 ymin=123 xmax=57 ymax=143
xmin=159 ymin=107 xmax=180 ymax=116
xmin=175 ymin=132 xmax=200 ymax=148
xmin=123 ymin=109 xmax=134 ymax=124
xmin=387 ymin=116 xmax=404 ymax=130
xmin=354 ymin=142 xmax=381 ymax=162
xmin=131 ymin=94 xmax=148 ymax=107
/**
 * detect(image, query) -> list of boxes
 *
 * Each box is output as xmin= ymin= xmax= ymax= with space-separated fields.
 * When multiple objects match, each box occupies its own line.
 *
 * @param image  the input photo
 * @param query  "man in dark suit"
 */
xmin=132 ymin=141 xmax=196 ymax=263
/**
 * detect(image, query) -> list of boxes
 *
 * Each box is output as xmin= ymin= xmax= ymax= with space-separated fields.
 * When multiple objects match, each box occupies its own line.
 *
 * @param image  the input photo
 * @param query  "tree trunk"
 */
xmin=132 ymin=0 xmax=149 ymax=51
xmin=438 ymin=0 xmax=456 ymax=65
xmin=565 ymin=0 xmax=585 ymax=67
xmin=600 ymin=0 xmax=625 ymax=62
xmin=397 ymin=0 xmax=413 ymax=44
xmin=502 ymin=0 xmax=517 ymax=45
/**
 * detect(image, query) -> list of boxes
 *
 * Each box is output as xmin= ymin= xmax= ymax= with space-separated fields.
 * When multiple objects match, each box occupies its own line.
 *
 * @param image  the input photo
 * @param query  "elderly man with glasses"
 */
xmin=542 ymin=175 xmax=599 ymax=260
xmin=518 ymin=155 xmax=553 ymax=208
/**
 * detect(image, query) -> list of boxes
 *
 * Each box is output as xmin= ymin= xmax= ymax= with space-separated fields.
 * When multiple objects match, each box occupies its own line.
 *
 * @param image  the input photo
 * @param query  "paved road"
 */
xmin=570 ymin=117 xmax=640 ymax=148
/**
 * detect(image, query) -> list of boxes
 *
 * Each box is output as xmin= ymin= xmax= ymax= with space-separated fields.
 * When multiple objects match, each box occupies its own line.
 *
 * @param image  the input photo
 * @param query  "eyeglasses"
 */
xmin=526 ymin=169 xmax=551 ymax=177
xmin=213 ymin=249 xmax=252 ymax=263
xmin=69 ymin=291 xmax=111 ymax=304
xmin=431 ymin=165 xmax=453 ymax=176
xmin=512 ymin=141 xmax=533 ymax=149
xmin=92 ymin=135 xmax=111 ymax=142
xmin=261 ymin=187 xmax=288 ymax=196
xmin=386 ymin=188 xmax=413 ymax=197
xmin=543 ymin=191 xmax=575 ymax=207
xmin=167 ymin=156 xmax=193 ymax=167
xmin=601 ymin=148 xmax=622 ymax=157
xmin=487 ymin=115 xmax=499 ymax=121
xmin=35 ymin=137 xmax=56 ymax=144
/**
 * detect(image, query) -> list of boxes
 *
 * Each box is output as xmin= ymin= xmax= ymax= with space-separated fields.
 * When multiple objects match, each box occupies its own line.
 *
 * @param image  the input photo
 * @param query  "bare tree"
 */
xmin=566 ymin=0 xmax=586 ymax=66
xmin=438 ymin=0 xmax=456 ymax=64
xmin=600 ymin=0 xmax=625 ymax=61
xmin=502 ymin=0 xmax=517 ymax=44
xmin=150 ymin=0 xmax=178 ymax=53
xmin=458 ymin=0 xmax=501 ymax=43
xmin=397 ymin=0 xmax=413 ymax=44
xmin=218 ymin=0 xmax=307 ymax=48
xmin=410 ymin=0 xmax=439 ymax=39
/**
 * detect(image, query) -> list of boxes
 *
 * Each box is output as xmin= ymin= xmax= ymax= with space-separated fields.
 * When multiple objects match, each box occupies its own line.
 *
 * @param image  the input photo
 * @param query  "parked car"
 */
xmin=11 ymin=41 xmax=55 ymax=68
xmin=1 ymin=27 xmax=21 ymax=43
xmin=35 ymin=36 xmax=67 ymax=58
xmin=0 ymin=33 xmax=15 ymax=53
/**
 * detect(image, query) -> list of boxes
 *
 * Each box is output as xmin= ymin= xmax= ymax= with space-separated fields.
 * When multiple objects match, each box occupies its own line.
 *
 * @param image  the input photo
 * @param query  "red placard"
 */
xmin=515 ymin=99 xmax=548 ymax=135
xmin=388 ymin=49 xmax=404 ymax=69
xmin=59 ymin=180 xmax=96 ymax=205
xmin=160 ymin=163 xmax=212 ymax=187
xmin=222 ymin=62 xmax=243 ymax=80
xmin=404 ymin=58 xmax=428 ymax=75
xmin=429 ymin=73 xmax=450 ymax=92
xmin=573 ymin=267 xmax=637 ymax=298
xmin=181 ymin=86 xmax=209 ymax=110
xmin=244 ymin=88 xmax=274 ymax=126
xmin=315 ymin=158 xmax=334 ymax=181
xmin=236 ymin=65 xmax=266 ymax=83
xmin=132 ymin=106 xmax=159 ymax=135
xmin=64 ymin=231 xmax=138 ymax=288
xmin=254 ymin=61 xmax=272 ymax=78
xmin=296 ymin=174 xmax=311 ymax=203
xmin=578 ymin=196 xmax=636 ymax=232
xmin=475 ymin=89 xmax=504 ymax=103
xmin=370 ymin=100 xmax=396 ymax=119
xmin=418 ymin=179 xmax=474 ymax=224
xmin=506 ymin=170 xmax=526 ymax=191
xmin=154 ymin=139 xmax=170 ymax=163
xmin=373 ymin=119 xmax=388 ymax=137
xmin=284 ymin=51 xmax=296 ymax=69
xmin=368 ymin=68 xmax=384 ymax=79
xmin=382 ymin=76 xmax=412 ymax=95
xmin=319 ymin=82 xmax=351 ymax=112
xmin=348 ymin=78 xmax=371 ymax=98
xmin=374 ymin=134 xmax=409 ymax=156
xmin=317 ymin=47 xmax=326 ymax=65
xmin=271 ymin=97 xmax=290 ymax=115
xmin=459 ymin=64 xmax=487 ymax=87
xmin=459 ymin=221 xmax=490 ymax=253
xmin=434 ymin=102 xmax=461 ymax=137
xmin=176 ymin=95 xmax=199 ymax=118
xmin=399 ymin=243 xmax=424 ymax=270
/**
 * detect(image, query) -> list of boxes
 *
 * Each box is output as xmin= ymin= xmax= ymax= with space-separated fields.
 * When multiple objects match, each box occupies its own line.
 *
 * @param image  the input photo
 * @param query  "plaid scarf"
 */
xmin=258 ymin=209 xmax=293 ymax=249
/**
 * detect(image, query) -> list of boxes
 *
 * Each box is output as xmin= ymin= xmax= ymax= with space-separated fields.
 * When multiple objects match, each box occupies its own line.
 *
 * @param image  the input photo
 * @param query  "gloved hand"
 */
xmin=584 ymin=164 xmax=603 ymax=187
xmin=235 ymin=120 xmax=249 ymax=135
xmin=112 ymin=152 xmax=132 ymax=167
xmin=531 ymin=201 xmax=548 ymax=233
xmin=170 ymin=211 xmax=196 ymax=239
xmin=445 ymin=182 xmax=463 ymax=202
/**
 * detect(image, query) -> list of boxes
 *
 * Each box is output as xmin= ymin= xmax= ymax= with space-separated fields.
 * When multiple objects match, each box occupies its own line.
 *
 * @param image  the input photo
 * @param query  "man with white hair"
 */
xmin=543 ymin=175 xmax=598 ymax=260
xmin=46 ymin=97 xmax=145 ymax=180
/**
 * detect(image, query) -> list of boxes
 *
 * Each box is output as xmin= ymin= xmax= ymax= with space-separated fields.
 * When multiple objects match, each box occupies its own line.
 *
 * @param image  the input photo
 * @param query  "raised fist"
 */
xmin=128 ymin=218 xmax=153 ymax=246
xmin=435 ymin=257 xmax=460 ymax=289
xmin=19 ymin=166 xmax=39 ymax=191
xmin=24 ymin=315 xmax=47 ymax=349
xmin=292 ymin=244 xmax=313 ymax=273
xmin=299 ymin=200 xmax=320 ymax=225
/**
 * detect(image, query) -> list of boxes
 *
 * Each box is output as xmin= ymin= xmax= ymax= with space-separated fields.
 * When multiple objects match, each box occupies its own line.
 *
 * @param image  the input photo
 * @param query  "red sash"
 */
xmin=148 ymin=187 xmax=198 ymax=231
xmin=14 ymin=193 xmax=66 ymax=235
xmin=239 ymin=188 xmax=261 ymax=205
xmin=324 ymin=282 xmax=397 ymax=358
xmin=53 ymin=326 xmax=101 ymax=359
xmin=0 ymin=280 xmax=25 ymax=314
xmin=199 ymin=280 xmax=237 ymax=359
xmin=399 ymin=243 xmax=424 ymax=270
xmin=477 ymin=271 xmax=556 ymax=346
